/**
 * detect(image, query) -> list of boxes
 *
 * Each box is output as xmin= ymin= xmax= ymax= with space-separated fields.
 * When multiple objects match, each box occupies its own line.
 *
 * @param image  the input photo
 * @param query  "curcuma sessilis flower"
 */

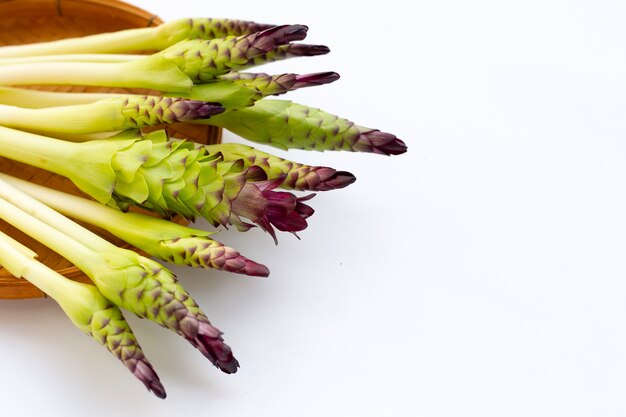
xmin=246 ymin=43 xmax=331 ymax=69
xmin=0 ymin=126 xmax=315 ymax=240
xmin=0 ymin=173 xmax=270 ymax=277
xmin=0 ymin=95 xmax=224 ymax=135
xmin=0 ymin=181 xmax=239 ymax=374
xmin=0 ymin=18 xmax=275 ymax=58
xmin=207 ymin=99 xmax=408 ymax=155
xmin=157 ymin=18 xmax=275 ymax=44
xmin=157 ymin=24 xmax=310 ymax=82
xmin=203 ymin=142 xmax=356 ymax=191
xmin=0 ymin=231 xmax=166 ymax=398
xmin=219 ymin=71 xmax=340 ymax=97
xmin=179 ymin=71 xmax=340 ymax=111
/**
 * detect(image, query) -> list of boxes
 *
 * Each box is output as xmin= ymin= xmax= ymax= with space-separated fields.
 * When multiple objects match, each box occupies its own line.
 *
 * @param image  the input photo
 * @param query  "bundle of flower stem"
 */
xmin=0 ymin=17 xmax=407 ymax=399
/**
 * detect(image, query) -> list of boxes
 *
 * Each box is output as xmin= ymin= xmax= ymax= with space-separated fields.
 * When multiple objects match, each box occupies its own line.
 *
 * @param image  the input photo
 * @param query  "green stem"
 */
xmin=0 ymin=196 xmax=98 ymax=274
xmin=0 ymin=56 xmax=192 ymax=92
xmin=0 ymin=54 xmax=140 ymax=66
xmin=0 ymin=125 xmax=76 ymax=171
xmin=0 ymin=125 xmax=124 ymax=206
xmin=0 ymin=101 xmax=125 ymax=135
xmin=0 ymin=231 xmax=77 ymax=301
xmin=0 ymin=62 xmax=119 ymax=86
xmin=0 ymin=27 xmax=157 ymax=58
xmin=0 ymin=178 xmax=112 ymax=252
xmin=0 ymin=87 xmax=115 ymax=108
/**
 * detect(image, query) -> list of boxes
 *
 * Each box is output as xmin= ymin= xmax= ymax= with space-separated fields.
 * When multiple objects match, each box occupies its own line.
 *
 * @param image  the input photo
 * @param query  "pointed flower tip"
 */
xmin=278 ymin=24 xmax=309 ymax=42
xmin=362 ymin=130 xmax=408 ymax=155
xmin=247 ymin=261 xmax=270 ymax=277
xmin=313 ymin=168 xmax=356 ymax=191
xmin=252 ymin=24 xmax=309 ymax=54
xmin=288 ymin=44 xmax=330 ymax=57
xmin=194 ymin=322 xmax=240 ymax=374
xmin=293 ymin=71 xmax=340 ymax=89
xmin=132 ymin=360 xmax=166 ymax=399
xmin=177 ymin=100 xmax=224 ymax=121
xmin=223 ymin=252 xmax=270 ymax=277
xmin=241 ymin=258 xmax=270 ymax=277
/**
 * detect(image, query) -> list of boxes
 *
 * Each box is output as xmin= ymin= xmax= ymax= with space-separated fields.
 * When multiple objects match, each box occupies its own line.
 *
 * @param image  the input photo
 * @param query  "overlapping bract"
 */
xmin=205 ymin=143 xmax=356 ymax=191
xmin=90 ymin=250 xmax=238 ymax=374
xmin=119 ymin=95 xmax=223 ymax=127
xmin=71 ymin=286 xmax=166 ymax=398
xmin=208 ymin=99 xmax=407 ymax=155
xmin=164 ymin=18 xmax=275 ymax=42
xmin=158 ymin=25 xmax=309 ymax=82
xmin=156 ymin=236 xmax=269 ymax=276
xmin=56 ymin=130 xmax=315 ymax=239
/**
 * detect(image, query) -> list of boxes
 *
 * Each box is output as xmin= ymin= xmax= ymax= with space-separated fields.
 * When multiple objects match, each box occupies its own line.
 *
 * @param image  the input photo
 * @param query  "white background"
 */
xmin=4 ymin=0 xmax=626 ymax=415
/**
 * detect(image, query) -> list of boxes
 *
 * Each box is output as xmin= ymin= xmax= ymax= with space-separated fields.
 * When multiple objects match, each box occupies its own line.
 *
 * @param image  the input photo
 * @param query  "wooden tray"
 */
xmin=0 ymin=0 xmax=222 ymax=299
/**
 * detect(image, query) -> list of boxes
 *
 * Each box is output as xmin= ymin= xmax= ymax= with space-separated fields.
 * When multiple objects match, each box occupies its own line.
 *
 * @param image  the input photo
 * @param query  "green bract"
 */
xmin=206 ymin=99 xmax=408 ymax=155
xmin=156 ymin=24 xmax=309 ymax=82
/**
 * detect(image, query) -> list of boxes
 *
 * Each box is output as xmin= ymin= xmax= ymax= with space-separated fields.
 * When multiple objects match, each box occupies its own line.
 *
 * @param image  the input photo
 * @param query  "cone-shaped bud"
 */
xmin=78 ymin=287 xmax=167 ymax=398
xmin=220 ymin=71 xmax=339 ymax=97
xmin=293 ymin=72 xmax=341 ymax=89
xmin=208 ymin=99 xmax=408 ymax=155
xmin=0 ymin=96 xmax=224 ymax=136
xmin=158 ymin=25 xmax=309 ymax=82
xmin=205 ymin=142 xmax=356 ymax=191
xmin=247 ymin=44 xmax=331 ymax=68
xmin=119 ymin=96 xmax=223 ymax=127
xmin=162 ymin=18 xmax=275 ymax=43
xmin=102 ymin=132 xmax=314 ymax=238
xmin=89 ymin=250 xmax=239 ymax=373
xmin=184 ymin=71 xmax=339 ymax=112
xmin=0 ymin=232 xmax=166 ymax=398
xmin=158 ymin=236 xmax=269 ymax=276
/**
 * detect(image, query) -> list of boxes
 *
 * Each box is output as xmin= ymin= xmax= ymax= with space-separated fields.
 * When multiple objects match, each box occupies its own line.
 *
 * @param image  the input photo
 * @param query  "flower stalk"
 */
xmin=0 ymin=71 xmax=338 ymax=114
xmin=0 ymin=96 xmax=223 ymax=135
xmin=0 ymin=173 xmax=269 ymax=277
xmin=0 ymin=126 xmax=315 ymax=239
xmin=0 ymin=177 xmax=239 ymax=373
xmin=0 ymin=231 xmax=166 ymax=398
xmin=0 ymin=18 xmax=274 ymax=58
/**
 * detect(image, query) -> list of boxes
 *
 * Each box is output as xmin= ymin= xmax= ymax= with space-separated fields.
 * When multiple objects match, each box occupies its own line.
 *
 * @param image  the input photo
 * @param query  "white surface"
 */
xmin=4 ymin=0 xmax=626 ymax=415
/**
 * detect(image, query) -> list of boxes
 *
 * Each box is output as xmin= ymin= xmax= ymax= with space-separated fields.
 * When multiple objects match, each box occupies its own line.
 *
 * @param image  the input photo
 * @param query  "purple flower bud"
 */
xmin=231 ymin=178 xmax=315 ymax=243
xmin=287 ymin=44 xmax=330 ymax=56
xmin=172 ymin=100 xmax=224 ymax=121
xmin=194 ymin=322 xmax=239 ymax=374
xmin=293 ymin=72 xmax=340 ymax=89
xmin=131 ymin=359 xmax=166 ymax=399
xmin=359 ymin=130 xmax=408 ymax=155
xmin=248 ymin=24 xmax=309 ymax=58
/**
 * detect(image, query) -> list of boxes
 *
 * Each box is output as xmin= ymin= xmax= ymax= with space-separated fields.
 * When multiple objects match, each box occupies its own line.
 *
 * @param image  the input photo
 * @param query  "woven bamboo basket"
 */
xmin=0 ymin=0 xmax=222 ymax=299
